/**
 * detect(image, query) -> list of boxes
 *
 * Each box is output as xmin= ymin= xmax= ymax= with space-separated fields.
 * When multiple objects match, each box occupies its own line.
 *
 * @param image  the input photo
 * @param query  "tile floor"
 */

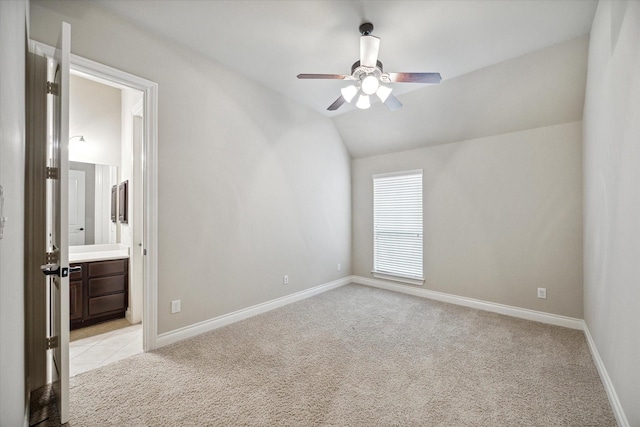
xmin=70 ymin=322 xmax=143 ymax=377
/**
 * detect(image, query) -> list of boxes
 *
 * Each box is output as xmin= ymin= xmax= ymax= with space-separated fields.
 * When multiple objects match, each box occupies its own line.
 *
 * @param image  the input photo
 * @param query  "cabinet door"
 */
xmin=69 ymin=280 xmax=83 ymax=321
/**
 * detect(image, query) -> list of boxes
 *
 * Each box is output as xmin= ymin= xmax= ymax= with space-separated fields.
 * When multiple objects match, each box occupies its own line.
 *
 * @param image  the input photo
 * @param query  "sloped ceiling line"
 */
xmin=91 ymin=0 xmax=596 ymax=158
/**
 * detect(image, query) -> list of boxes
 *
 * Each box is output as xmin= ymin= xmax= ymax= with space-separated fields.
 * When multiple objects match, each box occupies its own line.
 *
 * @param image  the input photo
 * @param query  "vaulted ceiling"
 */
xmin=93 ymin=0 xmax=597 ymax=158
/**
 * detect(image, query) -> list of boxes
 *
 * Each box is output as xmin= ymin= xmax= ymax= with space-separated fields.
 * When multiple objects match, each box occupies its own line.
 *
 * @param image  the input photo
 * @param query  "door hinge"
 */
xmin=46 ymin=167 xmax=59 ymax=180
xmin=46 ymin=336 xmax=59 ymax=350
xmin=46 ymin=81 xmax=59 ymax=95
xmin=45 ymin=251 xmax=59 ymax=264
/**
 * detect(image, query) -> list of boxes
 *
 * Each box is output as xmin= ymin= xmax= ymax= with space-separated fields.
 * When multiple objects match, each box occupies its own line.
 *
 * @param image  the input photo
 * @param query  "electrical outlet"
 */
xmin=537 ymin=288 xmax=547 ymax=299
xmin=171 ymin=299 xmax=181 ymax=313
xmin=337 ymin=263 xmax=341 ymax=271
xmin=283 ymin=275 xmax=289 ymax=285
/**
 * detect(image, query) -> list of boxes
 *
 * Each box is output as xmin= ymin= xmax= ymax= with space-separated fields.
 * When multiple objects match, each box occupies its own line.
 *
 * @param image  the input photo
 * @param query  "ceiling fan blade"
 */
xmin=297 ymin=74 xmax=350 ymax=80
xmin=384 ymin=94 xmax=402 ymax=111
xmin=360 ymin=36 xmax=380 ymax=68
xmin=327 ymin=95 xmax=347 ymax=111
xmin=387 ymin=72 xmax=442 ymax=84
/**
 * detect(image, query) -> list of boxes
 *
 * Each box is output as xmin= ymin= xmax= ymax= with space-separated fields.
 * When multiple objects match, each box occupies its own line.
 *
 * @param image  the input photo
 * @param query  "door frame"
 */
xmin=31 ymin=40 xmax=159 ymax=351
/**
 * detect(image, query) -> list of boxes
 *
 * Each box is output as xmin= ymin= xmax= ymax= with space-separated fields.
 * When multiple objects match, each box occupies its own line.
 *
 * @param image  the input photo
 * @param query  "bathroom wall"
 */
xmin=69 ymin=74 xmax=121 ymax=167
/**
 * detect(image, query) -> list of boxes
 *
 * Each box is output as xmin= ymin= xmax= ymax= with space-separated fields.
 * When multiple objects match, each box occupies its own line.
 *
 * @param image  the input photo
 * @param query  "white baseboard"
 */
xmin=352 ymin=275 xmax=584 ymax=330
xmin=583 ymin=324 xmax=630 ymax=427
xmin=155 ymin=276 xmax=352 ymax=348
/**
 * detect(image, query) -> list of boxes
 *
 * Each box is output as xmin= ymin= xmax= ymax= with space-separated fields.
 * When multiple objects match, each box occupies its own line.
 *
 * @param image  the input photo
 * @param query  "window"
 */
xmin=373 ymin=170 xmax=424 ymax=285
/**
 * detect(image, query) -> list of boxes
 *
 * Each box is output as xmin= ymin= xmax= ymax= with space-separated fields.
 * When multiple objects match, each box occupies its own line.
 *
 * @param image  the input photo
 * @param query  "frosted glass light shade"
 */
xmin=361 ymin=75 xmax=380 ymax=95
xmin=356 ymin=94 xmax=371 ymax=109
xmin=340 ymin=85 xmax=358 ymax=102
xmin=376 ymin=85 xmax=392 ymax=102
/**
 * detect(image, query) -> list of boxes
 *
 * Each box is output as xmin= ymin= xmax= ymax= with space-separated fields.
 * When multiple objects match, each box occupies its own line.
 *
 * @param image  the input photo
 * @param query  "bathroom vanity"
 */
xmin=69 ymin=244 xmax=129 ymax=330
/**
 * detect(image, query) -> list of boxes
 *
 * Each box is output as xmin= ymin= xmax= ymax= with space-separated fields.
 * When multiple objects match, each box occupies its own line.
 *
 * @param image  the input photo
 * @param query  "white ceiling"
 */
xmin=92 ymin=0 xmax=597 ymax=157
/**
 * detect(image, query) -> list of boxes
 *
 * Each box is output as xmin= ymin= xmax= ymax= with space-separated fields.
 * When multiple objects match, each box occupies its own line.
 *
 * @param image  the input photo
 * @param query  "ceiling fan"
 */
xmin=297 ymin=23 xmax=442 ymax=111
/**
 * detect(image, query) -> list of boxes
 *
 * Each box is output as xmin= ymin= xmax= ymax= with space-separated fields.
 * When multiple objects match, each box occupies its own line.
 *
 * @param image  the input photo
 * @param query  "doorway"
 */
xmin=67 ymin=72 xmax=145 ymax=376
xmin=50 ymin=47 xmax=160 ymax=354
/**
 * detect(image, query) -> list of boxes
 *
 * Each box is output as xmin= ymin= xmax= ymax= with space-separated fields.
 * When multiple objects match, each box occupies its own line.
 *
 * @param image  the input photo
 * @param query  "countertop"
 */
xmin=69 ymin=244 xmax=130 ymax=263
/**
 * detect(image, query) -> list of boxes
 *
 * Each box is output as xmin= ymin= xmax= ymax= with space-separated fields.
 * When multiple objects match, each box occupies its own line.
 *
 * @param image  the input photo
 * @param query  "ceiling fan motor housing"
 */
xmin=351 ymin=60 xmax=390 ymax=84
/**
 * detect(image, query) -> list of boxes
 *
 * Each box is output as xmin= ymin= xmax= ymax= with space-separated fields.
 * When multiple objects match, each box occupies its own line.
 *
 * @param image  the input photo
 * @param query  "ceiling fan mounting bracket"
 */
xmin=359 ymin=22 xmax=374 ymax=36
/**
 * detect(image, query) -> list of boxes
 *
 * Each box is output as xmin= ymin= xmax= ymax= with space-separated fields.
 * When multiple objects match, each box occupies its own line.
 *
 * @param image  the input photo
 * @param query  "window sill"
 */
xmin=371 ymin=271 xmax=424 ymax=286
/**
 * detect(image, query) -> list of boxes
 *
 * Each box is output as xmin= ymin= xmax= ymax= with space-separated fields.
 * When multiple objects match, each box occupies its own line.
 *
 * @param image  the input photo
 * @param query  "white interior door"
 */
xmin=68 ymin=169 xmax=85 ymax=245
xmin=94 ymin=164 xmax=113 ymax=244
xmin=44 ymin=21 xmax=71 ymax=425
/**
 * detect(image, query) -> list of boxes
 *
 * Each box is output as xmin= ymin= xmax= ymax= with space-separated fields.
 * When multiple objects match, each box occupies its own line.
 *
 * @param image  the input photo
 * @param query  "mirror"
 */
xmin=69 ymin=161 xmax=118 ymax=246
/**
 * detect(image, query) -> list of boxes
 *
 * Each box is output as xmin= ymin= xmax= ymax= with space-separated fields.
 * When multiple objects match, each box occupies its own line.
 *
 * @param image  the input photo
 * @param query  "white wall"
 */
xmin=353 ymin=122 xmax=584 ymax=318
xmin=0 ymin=1 xmax=27 ymax=425
xmin=69 ymin=74 xmax=122 ymax=246
xmin=69 ymin=74 xmax=121 ymax=167
xmin=30 ymin=0 xmax=352 ymax=335
xmin=583 ymin=1 xmax=640 ymax=425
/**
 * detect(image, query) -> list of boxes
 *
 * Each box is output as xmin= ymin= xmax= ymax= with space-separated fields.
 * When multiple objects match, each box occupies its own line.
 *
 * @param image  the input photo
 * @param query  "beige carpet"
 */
xmin=67 ymin=284 xmax=615 ymax=426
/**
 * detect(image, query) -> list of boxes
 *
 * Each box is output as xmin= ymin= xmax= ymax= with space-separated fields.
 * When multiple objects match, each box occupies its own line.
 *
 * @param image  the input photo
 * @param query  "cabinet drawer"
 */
xmin=89 ymin=275 xmax=126 ymax=297
xmin=88 ymin=259 xmax=127 ymax=277
xmin=89 ymin=293 xmax=125 ymax=317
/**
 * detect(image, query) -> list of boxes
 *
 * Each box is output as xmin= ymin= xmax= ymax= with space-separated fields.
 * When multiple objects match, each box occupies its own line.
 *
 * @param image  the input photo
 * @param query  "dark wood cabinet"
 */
xmin=70 ymin=258 xmax=128 ymax=330
xmin=69 ymin=280 xmax=83 ymax=321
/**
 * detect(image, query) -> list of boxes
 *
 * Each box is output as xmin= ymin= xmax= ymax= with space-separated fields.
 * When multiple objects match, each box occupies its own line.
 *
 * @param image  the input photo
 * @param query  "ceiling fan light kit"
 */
xmin=376 ymin=85 xmax=393 ymax=102
xmin=361 ymin=75 xmax=379 ymax=95
xmin=297 ymin=22 xmax=442 ymax=112
xmin=341 ymin=85 xmax=358 ymax=102
xmin=356 ymin=94 xmax=371 ymax=110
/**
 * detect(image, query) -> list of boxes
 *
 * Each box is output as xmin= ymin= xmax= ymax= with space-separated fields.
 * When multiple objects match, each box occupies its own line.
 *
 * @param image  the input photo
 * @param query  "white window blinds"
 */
xmin=373 ymin=170 xmax=423 ymax=281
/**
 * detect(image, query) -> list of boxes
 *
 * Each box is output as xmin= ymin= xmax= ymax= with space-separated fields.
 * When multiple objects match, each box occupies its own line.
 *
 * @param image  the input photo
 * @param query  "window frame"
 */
xmin=371 ymin=169 xmax=424 ymax=286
